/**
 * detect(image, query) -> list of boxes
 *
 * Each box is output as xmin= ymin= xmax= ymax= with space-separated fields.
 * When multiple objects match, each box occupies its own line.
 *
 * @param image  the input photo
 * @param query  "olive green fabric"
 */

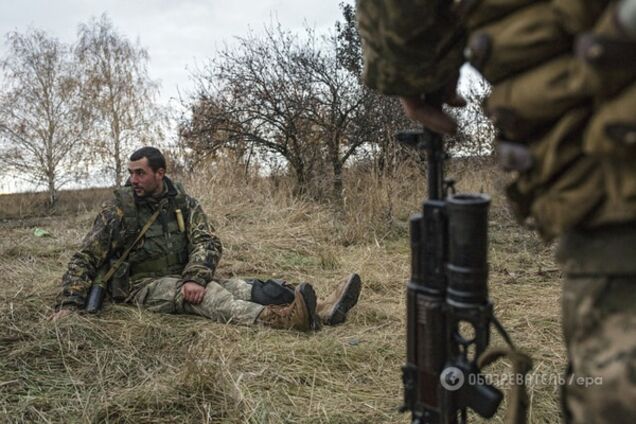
xmin=571 ymin=4 xmax=636 ymax=100
xmin=552 ymin=0 xmax=609 ymax=34
xmin=504 ymin=107 xmax=608 ymax=239
xmin=465 ymin=0 xmax=608 ymax=34
xmin=485 ymin=56 xmax=591 ymax=141
xmin=464 ymin=0 xmax=536 ymax=31
xmin=114 ymin=182 xmax=189 ymax=280
xmin=584 ymin=82 xmax=636 ymax=157
xmin=467 ymin=3 xmax=570 ymax=84
xmin=556 ymin=223 xmax=636 ymax=275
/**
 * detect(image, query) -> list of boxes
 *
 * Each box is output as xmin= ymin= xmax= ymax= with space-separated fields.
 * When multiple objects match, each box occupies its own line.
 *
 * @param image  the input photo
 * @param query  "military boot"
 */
xmin=317 ymin=273 xmax=362 ymax=326
xmin=257 ymin=283 xmax=319 ymax=331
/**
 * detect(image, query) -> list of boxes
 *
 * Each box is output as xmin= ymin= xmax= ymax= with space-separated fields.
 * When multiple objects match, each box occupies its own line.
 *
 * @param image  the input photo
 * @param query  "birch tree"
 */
xmin=76 ymin=14 xmax=164 ymax=186
xmin=0 ymin=30 xmax=89 ymax=207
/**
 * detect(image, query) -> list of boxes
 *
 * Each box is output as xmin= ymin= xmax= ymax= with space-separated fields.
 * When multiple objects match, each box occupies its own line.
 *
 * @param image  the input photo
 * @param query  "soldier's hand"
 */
xmin=49 ymin=308 xmax=74 ymax=321
xmin=399 ymin=75 xmax=466 ymax=136
xmin=182 ymin=281 xmax=206 ymax=305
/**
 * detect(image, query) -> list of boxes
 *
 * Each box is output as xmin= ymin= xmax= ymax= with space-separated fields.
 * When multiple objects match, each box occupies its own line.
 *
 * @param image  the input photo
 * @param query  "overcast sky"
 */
xmin=0 ymin=0 xmax=345 ymax=106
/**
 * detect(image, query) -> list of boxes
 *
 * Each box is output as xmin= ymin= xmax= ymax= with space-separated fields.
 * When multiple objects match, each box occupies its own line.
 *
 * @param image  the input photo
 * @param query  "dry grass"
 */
xmin=0 ymin=160 xmax=564 ymax=423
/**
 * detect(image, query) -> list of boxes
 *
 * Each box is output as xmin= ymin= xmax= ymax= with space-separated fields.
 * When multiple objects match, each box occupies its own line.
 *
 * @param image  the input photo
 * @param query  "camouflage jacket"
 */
xmin=57 ymin=177 xmax=222 ymax=309
xmin=356 ymin=0 xmax=466 ymax=96
xmin=357 ymin=0 xmax=636 ymax=240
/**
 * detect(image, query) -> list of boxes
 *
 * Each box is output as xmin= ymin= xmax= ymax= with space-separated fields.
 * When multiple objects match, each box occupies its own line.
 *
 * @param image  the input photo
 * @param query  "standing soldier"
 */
xmin=356 ymin=0 xmax=636 ymax=422
xmin=50 ymin=146 xmax=362 ymax=332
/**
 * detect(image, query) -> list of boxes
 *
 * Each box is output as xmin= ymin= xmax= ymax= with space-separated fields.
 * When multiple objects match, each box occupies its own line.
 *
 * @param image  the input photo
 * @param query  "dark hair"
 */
xmin=129 ymin=147 xmax=166 ymax=172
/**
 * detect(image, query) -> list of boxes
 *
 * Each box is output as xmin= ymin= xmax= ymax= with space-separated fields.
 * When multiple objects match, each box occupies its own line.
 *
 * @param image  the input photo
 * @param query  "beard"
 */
xmin=133 ymin=180 xmax=161 ymax=198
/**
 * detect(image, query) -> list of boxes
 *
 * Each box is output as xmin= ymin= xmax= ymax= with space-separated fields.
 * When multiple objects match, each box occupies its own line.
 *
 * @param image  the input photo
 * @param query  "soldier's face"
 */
xmin=128 ymin=158 xmax=165 ymax=197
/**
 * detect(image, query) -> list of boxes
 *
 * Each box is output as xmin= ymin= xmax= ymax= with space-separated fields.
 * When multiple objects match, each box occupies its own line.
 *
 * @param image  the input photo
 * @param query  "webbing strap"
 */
xmin=102 ymin=199 xmax=166 ymax=284
xmin=478 ymin=317 xmax=533 ymax=424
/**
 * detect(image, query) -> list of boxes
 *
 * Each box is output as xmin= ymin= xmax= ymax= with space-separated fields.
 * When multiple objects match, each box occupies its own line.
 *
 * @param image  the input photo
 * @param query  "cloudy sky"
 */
xmin=0 ymin=0 xmax=345 ymax=106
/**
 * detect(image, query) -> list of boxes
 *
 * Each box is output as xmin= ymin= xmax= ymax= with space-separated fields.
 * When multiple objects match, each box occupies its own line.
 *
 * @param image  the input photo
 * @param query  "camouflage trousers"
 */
xmin=128 ymin=277 xmax=264 ymax=325
xmin=558 ymin=224 xmax=636 ymax=423
xmin=561 ymin=275 xmax=636 ymax=423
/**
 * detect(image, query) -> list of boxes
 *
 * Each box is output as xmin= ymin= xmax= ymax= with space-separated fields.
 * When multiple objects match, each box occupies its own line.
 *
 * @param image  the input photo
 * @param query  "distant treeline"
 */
xmin=0 ymin=187 xmax=112 ymax=220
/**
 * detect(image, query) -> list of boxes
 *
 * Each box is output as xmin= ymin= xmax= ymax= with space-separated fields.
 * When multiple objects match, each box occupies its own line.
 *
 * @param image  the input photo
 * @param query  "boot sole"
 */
xmin=298 ymin=283 xmax=320 ymax=331
xmin=326 ymin=273 xmax=361 ymax=326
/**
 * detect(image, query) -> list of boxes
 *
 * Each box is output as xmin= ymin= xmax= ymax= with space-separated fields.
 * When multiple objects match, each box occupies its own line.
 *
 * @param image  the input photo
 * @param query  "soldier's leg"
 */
xmin=214 ymin=277 xmax=296 ymax=304
xmin=211 ymin=277 xmax=301 ymax=305
xmin=316 ymin=273 xmax=362 ymax=326
xmin=215 ymin=277 xmax=292 ymax=304
xmin=222 ymin=275 xmax=363 ymax=325
xmin=129 ymin=276 xmax=181 ymax=314
xmin=217 ymin=277 xmax=256 ymax=301
xmin=129 ymin=277 xmax=263 ymax=325
xmin=243 ymin=278 xmax=295 ymax=304
xmin=181 ymin=280 xmax=264 ymax=325
xmin=129 ymin=277 xmax=316 ymax=330
xmin=184 ymin=280 xmax=321 ymax=330
xmin=562 ymin=275 xmax=636 ymax=423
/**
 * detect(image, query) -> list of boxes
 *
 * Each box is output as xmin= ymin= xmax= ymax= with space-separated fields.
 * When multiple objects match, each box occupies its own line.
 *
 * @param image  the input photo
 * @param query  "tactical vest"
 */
xmin=113 ymin=178 xmax=190 ymax=280
xmin=463 ymin=0 xmax=636 ymax=239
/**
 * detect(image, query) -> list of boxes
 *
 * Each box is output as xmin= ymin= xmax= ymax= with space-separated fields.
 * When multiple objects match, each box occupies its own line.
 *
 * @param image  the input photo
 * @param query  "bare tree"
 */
xmin=76 ymin=14 xmax=164 ymax=186
xmin=181 ymin=25 xmax=327 ymax=195
xmin=182 ymin=20 xmax=378 ymax=200
xmin=0 ymin=29 xmax=90 ymax=207
xmin=179 ymin=93 xmax=256 ymax=173
xmin=296 ymin=34 xmax=372 ymax=200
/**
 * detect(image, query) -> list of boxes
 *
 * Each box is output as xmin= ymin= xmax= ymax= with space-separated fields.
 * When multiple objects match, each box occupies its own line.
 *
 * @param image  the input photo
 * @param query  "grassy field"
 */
xmin=0 ymin=162 xmax=564 ymax=423
xmin=0 ymin=187 xmax=112 ymax=220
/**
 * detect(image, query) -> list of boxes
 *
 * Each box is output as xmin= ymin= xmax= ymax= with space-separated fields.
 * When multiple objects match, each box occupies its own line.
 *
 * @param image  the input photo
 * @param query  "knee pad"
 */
xmin=248 ymin=279 xmax=295 ymax=305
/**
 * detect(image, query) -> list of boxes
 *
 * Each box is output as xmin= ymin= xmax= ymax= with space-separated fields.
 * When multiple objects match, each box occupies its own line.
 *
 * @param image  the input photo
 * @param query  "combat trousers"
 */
xmin=557 ymin=224 xmax=636 ymax=424
xmin=128 ymin=277 xmax=265 ymax=325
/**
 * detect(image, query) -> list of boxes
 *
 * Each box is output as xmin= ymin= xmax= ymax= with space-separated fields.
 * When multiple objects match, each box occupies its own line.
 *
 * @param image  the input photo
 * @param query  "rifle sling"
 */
xmin=478 ymin=317 xmax=534 ymax=424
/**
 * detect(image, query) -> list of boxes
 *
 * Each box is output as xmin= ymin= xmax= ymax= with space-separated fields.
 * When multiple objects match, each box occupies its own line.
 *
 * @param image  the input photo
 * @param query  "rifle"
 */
xmin=397 ymin=128 xmax=530 ymax=424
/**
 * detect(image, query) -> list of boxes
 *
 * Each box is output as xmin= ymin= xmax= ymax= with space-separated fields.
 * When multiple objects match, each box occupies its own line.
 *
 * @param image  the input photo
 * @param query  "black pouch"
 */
xmin=247 ymin=279 xmax=295 ymax=305
xmin=109 ymin=261 xmax=131 ymax=302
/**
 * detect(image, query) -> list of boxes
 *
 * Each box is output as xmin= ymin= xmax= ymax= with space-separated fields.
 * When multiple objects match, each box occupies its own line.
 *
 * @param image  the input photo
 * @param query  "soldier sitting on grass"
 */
xmin=50 ymin=146 xmax=361 ymax=331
